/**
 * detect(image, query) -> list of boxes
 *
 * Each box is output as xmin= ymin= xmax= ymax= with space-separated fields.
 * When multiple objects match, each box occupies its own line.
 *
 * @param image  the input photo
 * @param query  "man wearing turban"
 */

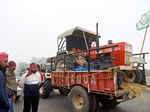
xmin=19 ymin=63 xmax=43 ymax=112
xmin=6 ymin=61 xmax=17 ymax=112
xmin=0 ymin=52 xmax=10 ymax=112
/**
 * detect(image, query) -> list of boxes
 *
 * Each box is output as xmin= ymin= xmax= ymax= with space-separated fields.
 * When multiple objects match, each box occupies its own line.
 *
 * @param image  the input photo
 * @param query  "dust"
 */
xmin=121 ymin=82 xmax=149 ymax=112
xmin=120 ymin=82 xmax=147 ymax=97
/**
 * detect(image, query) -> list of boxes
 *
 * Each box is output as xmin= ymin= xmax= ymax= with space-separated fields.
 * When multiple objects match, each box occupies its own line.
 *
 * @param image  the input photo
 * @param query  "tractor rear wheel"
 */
xmin=40 ymin=79 xmax=52 ymax=98
xmin=68 ymin=86 xmax=97 ymax=112
xmin=55 ymin=55 xmax=75 ymax=71
xmin=133 ymin=70 xmax=143 ymax=83
xmin=139 ymin=70 xmax=146 ymax=85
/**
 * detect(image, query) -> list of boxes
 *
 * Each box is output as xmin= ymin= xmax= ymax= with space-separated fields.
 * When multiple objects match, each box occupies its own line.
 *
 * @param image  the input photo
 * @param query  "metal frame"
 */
xmin=56 ymin=23 xmax=118 ymax=73
xmin=57 ymin=37 xmax=66 ymax=54
xmin=132 ymin=52 xmax=149 ymax=71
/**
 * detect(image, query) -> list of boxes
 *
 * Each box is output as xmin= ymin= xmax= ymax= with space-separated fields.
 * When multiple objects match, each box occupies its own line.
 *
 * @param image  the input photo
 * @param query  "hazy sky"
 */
xmin=0 ymin=0 xmax=150 ymax=68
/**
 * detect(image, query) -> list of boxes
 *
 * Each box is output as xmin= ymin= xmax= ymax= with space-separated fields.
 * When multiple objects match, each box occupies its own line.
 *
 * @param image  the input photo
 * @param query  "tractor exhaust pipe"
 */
xmin=96 ymin=23 xmax=100 ymax=55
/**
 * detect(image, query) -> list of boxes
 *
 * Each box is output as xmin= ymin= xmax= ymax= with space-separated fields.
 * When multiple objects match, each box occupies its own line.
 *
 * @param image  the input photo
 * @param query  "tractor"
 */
xmin=40 ymin=23 xmax=148 ymax=112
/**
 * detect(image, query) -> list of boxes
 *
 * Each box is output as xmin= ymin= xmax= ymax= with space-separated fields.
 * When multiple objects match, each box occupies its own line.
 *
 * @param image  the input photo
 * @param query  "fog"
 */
xmin=0 ymin=0 xmax=149 ymax=68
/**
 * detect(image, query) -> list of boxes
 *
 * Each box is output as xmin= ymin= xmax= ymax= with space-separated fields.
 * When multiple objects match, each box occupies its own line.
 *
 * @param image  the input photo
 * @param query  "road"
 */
xmin=15 ymin=90 xmax=150 ymax=112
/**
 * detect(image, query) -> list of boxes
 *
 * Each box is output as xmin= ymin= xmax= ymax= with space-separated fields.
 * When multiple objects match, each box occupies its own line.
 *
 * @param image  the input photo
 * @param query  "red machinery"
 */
xmin=89 ymin=42 xmax=133 ymax=66
xmin=40 ymin=24 xmax=147 ymax=112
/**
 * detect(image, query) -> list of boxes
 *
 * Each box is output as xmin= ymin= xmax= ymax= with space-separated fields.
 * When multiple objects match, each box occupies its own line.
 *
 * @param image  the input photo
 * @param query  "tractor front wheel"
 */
xmin=40 ymin=79 xmax=52 ymax=98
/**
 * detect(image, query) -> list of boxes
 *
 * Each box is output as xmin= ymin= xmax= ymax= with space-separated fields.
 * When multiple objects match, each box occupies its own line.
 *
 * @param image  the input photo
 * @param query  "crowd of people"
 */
xmin=0 ymin=52 xmax=44 ymax=112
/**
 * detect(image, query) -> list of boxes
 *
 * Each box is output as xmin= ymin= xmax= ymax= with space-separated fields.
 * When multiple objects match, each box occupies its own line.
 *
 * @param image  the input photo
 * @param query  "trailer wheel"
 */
xmin=100 ymin=99 xmax=120 ymax=109
xmin=68 ymin=86 xmax=96 ymax=112
xmin=40 ymin=79 xmax=52 ymax=98
xmin=90 ymin=94 xmax=97 ymax=112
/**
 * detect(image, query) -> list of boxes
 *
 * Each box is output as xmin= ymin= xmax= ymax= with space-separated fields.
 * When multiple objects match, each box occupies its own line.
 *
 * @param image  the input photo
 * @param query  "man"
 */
xmin=6 ymin=61 xmax=17 ymax=112
xmin=19 ymin=63 xmax=42 ymax=112
xmin=0 ymin=52 xmax=10 ymax=112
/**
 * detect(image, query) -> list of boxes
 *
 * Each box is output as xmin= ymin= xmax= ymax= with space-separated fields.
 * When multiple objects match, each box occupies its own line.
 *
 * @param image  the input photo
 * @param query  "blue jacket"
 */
xmin=0 ymin=70 xmax=9 ymax=112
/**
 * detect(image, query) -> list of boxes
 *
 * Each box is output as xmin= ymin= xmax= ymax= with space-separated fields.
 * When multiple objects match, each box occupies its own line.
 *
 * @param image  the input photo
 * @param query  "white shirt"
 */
xmin=20 ymin=72 xmax=42 ymax=86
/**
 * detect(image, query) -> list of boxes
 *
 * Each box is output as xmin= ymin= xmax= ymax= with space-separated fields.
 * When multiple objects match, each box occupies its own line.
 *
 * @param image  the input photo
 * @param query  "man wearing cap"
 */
xmin=0 ymin=52 xmax=10 ymax=112
xmin=6 ymin=61 xmax=17 ymax=112
xmin=19 ymin=63 xmax=43 ymax=112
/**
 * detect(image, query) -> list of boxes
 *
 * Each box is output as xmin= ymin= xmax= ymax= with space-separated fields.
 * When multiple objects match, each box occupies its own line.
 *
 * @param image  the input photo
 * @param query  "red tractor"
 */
xmin=40 ymin=24 xmax=148 ymax=112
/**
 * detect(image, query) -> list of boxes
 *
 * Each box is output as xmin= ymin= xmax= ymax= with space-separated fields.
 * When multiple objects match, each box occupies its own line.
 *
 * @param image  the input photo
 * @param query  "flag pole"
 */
xmin=140 ymin=27 xmax=148 ymax=54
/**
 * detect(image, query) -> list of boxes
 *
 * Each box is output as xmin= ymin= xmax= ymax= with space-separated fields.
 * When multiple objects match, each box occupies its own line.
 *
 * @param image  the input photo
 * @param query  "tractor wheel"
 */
xmin=117 ymin=70 xmax=136 ymax=83
xmin=119 ymin=70 xmax=143 ymax=83
xmin=55 ymin=59 xmax=65 ymax=71
xmin=100 ymin=99 xmax=120 ymax=109
xmin=40 ymin=79 xmax=52 ymax=98
xmin=133 ymin=70 xmax=143 ymax=83
xmin=139 ymin=70 xmax=146 ymax=85
xmin=125 ymin=70 xmax=136 ymax=83
xmin=117 ymin=72 xmax=124 ymax=89
xmin=59 ymin=88 xmax=70 ymax=96
xmin=90 ymin=94 xmax=97 ymax=112
xmin=68 ymin=86 xmax=96 ymax=112
xmin=125 ymin=70 xmax=143 ymax=83
xmin=55 ymin=55 xmax=75 ymax=71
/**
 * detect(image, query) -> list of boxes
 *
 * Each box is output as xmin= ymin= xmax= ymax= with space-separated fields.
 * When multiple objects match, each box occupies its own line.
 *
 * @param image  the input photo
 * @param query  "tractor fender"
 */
xmin=45 ymin=73 xmax=52 ymax=79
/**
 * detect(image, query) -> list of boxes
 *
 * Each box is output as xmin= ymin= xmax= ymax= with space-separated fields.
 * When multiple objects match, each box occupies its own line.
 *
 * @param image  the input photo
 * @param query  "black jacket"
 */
xmin=0 ymin=66 xmax=9 ymax=112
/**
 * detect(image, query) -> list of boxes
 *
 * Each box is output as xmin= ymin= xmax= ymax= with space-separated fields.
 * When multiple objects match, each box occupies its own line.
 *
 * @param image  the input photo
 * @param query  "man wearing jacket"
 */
xmin=0 ymin=52 xmax=9 ymax=112
xmin=6 ymin=61 xmax=17 ymax=112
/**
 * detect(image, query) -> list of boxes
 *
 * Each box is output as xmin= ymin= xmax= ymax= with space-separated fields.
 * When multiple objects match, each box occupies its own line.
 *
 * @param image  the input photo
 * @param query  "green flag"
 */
xmin=136 ymin=10 xmax=150 ymax=31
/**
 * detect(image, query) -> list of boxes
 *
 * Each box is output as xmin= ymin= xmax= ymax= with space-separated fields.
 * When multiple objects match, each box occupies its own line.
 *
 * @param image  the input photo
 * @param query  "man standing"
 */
xmin=19 ymin=63 xmax=42 ymax=112
xmin=0 ymin=52 xmax=10 ymax=112
xmin=6 ymin=61 xmax=17 ymax=112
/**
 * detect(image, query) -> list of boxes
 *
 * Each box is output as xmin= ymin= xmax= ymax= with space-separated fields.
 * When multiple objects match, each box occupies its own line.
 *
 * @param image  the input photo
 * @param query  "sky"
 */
xmin=0 ymin=0 xmax=150 ymax=68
